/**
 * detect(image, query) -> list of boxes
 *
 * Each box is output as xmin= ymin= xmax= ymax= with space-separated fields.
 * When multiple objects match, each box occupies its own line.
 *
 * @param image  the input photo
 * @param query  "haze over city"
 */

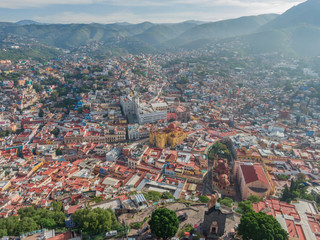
xmin=0 ymin=0 xmax=306 ymax=23
xmin=1 ymin=0 xmax=320 ymax=240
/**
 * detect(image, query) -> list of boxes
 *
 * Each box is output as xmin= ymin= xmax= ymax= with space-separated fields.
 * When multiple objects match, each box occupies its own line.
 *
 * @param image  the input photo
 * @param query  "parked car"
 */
xmin=105 ymin=230 xmax=117 ymax=238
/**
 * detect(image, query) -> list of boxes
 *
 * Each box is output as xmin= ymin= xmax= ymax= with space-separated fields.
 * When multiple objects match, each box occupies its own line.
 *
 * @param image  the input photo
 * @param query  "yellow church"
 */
xmin=149 ymin=123 xmax=188 ymax=149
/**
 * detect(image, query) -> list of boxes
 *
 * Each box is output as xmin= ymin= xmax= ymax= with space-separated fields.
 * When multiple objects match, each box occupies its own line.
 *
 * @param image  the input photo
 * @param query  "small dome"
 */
xmin=220 ymin=174 xmax=228 ymax=179
xmin=168 ymin=123 xmax=177 ymax=129
xmin=219 ymin=174 xmax=230 ymax=187
xmin=216 ymin=159 xmax=229 ymax=174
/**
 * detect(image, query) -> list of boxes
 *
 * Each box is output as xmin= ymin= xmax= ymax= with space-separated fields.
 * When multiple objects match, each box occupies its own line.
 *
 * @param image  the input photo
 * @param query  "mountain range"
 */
xmin=0 ymin=0 xmax=319 ymax=58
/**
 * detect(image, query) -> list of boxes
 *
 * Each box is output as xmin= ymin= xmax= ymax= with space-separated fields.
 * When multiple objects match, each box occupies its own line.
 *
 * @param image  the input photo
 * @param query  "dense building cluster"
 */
xmin=0 ymin=49 xmax=320 ymax=239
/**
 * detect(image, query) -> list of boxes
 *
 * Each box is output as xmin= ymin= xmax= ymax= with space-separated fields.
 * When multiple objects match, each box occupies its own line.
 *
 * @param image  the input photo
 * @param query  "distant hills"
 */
xmin=241 ymin=0 xmax=320 ymax=57
xmin=262 ymin=0 xmax=320 ymax=30
xmin=1 ymin=0 xmax=320 ymax=58
xmin=166 ymin=14 xmax=278 ymax=48
xmin=0 ymin=15 xmax=277 ymax=52
xmin=15 ymin=20 xmax=43 ymax=26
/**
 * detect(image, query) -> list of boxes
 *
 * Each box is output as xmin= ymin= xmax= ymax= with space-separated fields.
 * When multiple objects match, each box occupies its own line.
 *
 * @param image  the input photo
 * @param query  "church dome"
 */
xmin=216 ymin=160 xmax=228 ymax=174
xmin=168 ymin=123 xmax=177 ymax=129
xmin=219 ymin=174 xmax=230 ymax=187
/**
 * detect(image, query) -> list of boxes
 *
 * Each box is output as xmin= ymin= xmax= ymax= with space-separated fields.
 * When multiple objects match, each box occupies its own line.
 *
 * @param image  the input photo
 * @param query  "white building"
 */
xmin=106 ymin=148 xmax=122 ymax=162
xmin=136 ymin=101 xmax=167 ymax=125
xmin=120 ymin=95 xmax=136 ymax=116
xmin=121 ymin=94 xmax=167 ymax=125
xmin=128 ymin=124 xmax=139 ymax=140
xmin=151 ymin=102 xmax=168 ymax=111
xmin=136 ymin=108 xmax=167 ymax=125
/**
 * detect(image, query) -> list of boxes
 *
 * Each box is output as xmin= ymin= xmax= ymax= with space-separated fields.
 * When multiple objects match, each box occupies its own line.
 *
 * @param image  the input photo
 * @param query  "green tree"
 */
xmin=0 ymin=229 xmax=7 ymax=237
xmin=38 ymin=109 xmax=44 ymax=118
xmin=297 ymin=173 xmax=306 ymax=182
xmin=238 ymin=200 xmax=254 ymax=214
xmin=143 ymin=191 xmax=161 ymax=202
xmin=51 ymin=91 xmax=59 ymax=101
xmin=71 ymin=208 xmax=121 ymax=235
xmin=38 ymin=218 xmax=56 ymax=229
xmin=51 ymin=201 xmax=63 ymax=212
xmin=281 ymin=178 xmax=312 ymax=203
xmin=18 ymin=217 xmax=39 ymax=235
xmin=77 ymin=107 xmax=83 ymax=114
xmin=149 ymin=208 xmax=179 ymax=240
xmin=199 ymin=195 xmax=210 ymax=203
xmin=208 ymin=141 xmax=231 ymax=162
xmin=56 ymin=148 xmax=63 ymax=156
xmin=52 ymin=211 xmax=65 ymax=226
xmin=0 ymin=131 xmax=9 ymax=138
xmin=277 ymin=174 xmax=289 ymax=181
xmin=56 ymin=87 xmax=69 ymax=97
xmin=161 ymin=191 xmax=173 ymax=199
xmin=17 ymin=148 xmax=23 ymax=158
xmin=4 ymin=216 xmax=20 ymax=236
xmin=33 ymin=83 xmax=44 ymax=93
xmin=178 ymin=223 xmax=194 ymax=238
xmin=220 ymin=197 xmax=233 ymax=208
xmin=238 ymin=211 xmax=288 ymax=240
xmin=247 ymin=195 xmax=263 ymax=203
xmin=0 ymin=206 xmax=67 ymax=236
xmin=54 ymin=98 xmax=77 ymax=110
xmin=18 ymin=207 xmax=36 ymax=218
xmin=51 ymin=128 xmax=60 ymax=137
xmin=16 ymin=205 xmax=65 ymax=230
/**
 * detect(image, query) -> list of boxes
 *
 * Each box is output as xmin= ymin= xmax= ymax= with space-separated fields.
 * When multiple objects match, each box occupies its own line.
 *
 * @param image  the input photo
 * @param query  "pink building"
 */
xmin=235 ymin=163 xmax=271 ymax=200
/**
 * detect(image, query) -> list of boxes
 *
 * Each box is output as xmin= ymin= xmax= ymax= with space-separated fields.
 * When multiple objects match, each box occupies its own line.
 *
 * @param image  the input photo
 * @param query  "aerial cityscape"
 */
xmin=0 ymin=0 xmax=320 ymax=240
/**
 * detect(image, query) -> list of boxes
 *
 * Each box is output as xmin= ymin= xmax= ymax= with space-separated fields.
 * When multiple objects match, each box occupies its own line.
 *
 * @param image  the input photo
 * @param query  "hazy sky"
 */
xmin=0 ymin=0 xmax=306 ymax=24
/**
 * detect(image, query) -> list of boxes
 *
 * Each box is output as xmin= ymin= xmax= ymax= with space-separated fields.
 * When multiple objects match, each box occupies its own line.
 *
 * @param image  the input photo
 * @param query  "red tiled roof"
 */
xmin=309 ymin=220 xmax=320 ymax=234
xmin=286 ymin=219 xmax=298 ymax=238
xmin=48 ymin=232 xmax=72 ymax=240
xmin=115 ymin=195 xmax=127 ymax=201
xmin=296 ymin=224 xmax=307 ymax=240
xmin=240 ymin=164 xmax=270 ymax=186
xmin=67 ymin=205 xmax=82 ymax=215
